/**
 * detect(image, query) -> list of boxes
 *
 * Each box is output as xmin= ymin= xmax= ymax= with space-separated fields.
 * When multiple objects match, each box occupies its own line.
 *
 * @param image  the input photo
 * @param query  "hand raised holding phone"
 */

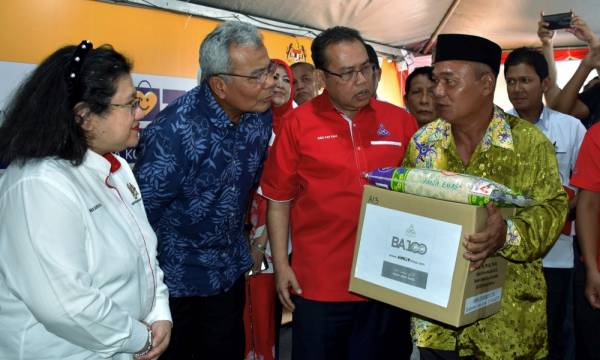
xmin=541 ymin=11 xmax=572 ymax=30
xmin=540 ymin=11 xmax=599 ymax=47
xmin=566 ymin=13 xmax=600 ymax=46
xmin=538 ymin=12 xmax=556 ymax=46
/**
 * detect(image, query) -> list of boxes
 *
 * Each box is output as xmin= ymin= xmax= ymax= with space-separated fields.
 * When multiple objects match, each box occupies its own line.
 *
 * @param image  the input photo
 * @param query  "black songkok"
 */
xmin=434 ymin=34 xmax=502 ymax=75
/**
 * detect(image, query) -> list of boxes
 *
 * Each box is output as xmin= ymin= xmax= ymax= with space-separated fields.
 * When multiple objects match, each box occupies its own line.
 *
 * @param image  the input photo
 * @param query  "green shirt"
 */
xmin=402 ymin=107 xmax=567 ymax=359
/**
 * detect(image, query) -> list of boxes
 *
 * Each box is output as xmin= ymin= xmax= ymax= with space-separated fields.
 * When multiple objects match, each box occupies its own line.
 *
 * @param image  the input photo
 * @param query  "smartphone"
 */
xmin=542 ymin=12 xmax=572 ymax=30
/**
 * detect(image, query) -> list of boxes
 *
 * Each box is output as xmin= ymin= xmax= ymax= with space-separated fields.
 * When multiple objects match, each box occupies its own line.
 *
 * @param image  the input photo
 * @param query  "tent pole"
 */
xmin=421 ymin=0 xmax=462 ymax=55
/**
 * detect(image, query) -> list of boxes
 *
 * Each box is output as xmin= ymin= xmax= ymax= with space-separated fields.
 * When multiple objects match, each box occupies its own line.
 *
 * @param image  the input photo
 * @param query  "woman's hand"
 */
xmin=138 ymin=320 xmax=172 ymax=360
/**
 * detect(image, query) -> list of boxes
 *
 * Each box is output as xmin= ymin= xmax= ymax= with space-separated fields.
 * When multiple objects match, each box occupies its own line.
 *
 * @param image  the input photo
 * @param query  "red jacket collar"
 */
xmin=103 ymin=153 xmax=122 ymax=173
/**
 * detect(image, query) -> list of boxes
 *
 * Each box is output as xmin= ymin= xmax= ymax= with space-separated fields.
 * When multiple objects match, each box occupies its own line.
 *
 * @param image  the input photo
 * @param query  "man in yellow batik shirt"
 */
xmin=403 ymin=34 xmax=568 ymax=359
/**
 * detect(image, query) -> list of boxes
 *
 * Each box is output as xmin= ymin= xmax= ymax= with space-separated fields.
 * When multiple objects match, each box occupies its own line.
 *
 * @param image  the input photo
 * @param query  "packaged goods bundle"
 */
xmin=365 ymin=167 xmax=532 ymax=207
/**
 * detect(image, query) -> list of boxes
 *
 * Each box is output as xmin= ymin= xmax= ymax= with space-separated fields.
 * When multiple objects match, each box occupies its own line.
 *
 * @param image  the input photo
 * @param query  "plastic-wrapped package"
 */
xmin=365 ymin=167 xmax=533 ymax=207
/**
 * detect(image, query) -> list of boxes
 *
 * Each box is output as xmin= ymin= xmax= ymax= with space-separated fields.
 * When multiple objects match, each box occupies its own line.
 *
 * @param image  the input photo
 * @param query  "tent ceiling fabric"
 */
xmin=188 ymin=0 xmax=600 ymax=53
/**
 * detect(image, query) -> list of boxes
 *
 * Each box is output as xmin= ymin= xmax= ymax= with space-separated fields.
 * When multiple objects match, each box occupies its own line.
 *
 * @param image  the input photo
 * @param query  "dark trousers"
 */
xmin=291 ymin=295 xmax=412 ymax=360
xmin=573 ymin=243 xmax=600 ymax=360
xmin=274 ymin=294 xmax=283 ymax=359
xmin=274 ymin=254 xmax=291 ymax=360
xmin=543 ymin=267 xmax=575 ymax=360
xmin=161 ymin=276 xmax=246 ymax=360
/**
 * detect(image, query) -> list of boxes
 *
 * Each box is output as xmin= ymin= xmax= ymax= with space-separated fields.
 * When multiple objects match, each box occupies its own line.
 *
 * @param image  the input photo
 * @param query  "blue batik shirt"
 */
xmin=134 ymin=81 xmax=272 ymax=297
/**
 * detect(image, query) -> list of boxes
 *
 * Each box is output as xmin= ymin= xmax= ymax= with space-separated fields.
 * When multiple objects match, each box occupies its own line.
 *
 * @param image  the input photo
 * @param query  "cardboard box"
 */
xmin=350 ymin=185 xmax=513 ymax=327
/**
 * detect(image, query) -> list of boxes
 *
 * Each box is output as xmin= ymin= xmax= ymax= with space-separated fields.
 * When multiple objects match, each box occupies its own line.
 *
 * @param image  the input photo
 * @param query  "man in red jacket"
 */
xmin=261 ymin=26 xmax=418 ymax=360
xmin=571 ymin=122 xmax=600 ymax=359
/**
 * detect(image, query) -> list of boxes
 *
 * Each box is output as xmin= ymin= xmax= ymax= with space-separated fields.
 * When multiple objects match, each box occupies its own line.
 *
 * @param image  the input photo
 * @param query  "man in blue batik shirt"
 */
xmin=134 ymin=21 xmax=275 ymax=360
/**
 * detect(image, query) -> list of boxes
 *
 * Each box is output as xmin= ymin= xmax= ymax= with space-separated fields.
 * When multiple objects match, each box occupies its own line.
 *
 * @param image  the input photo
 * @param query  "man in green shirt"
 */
xmin=403 ymin=34 xmax=568 ymax=359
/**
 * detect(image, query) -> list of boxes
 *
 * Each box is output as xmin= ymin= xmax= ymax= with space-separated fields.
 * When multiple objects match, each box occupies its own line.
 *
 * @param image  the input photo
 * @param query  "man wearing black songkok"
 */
xmin=403 ymin=34 xmax=567 ymax=359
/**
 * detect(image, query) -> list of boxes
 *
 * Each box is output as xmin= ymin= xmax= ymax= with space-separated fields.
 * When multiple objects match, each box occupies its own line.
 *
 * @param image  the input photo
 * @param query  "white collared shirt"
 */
xmin=0 ymin=151 xmax=171 ymax=359
xmin=508 ymin=106 xmax=586 ymax=268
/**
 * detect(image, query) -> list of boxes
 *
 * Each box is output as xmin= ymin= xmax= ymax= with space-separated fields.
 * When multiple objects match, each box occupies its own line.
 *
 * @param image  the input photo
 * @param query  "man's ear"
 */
xmin=541 ymin=76 xmax=551 ymax=93
xmin=480 ymin=72 xmax=496 ymax=97
xmin=314 ymin=69 xmax=326 ymax=90
xmin=375 ymin=68 xmax=382 ymax=84
xmin=208 ymin=76 xmax=228 ymax=100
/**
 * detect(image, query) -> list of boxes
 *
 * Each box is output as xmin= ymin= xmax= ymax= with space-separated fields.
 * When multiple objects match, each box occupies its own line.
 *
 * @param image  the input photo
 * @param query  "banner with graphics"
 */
xmin=0 ymin=60 xmax=197 ymax=172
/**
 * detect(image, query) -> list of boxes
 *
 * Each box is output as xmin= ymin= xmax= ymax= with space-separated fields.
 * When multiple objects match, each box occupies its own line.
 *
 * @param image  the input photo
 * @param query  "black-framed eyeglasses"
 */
xmin=322 ymin=63 xmax=375 ymax=82
xmin=111 ymin=98 xmax=141 ymax=115
xmin=215 ymin=61 xmax=277 ymax=85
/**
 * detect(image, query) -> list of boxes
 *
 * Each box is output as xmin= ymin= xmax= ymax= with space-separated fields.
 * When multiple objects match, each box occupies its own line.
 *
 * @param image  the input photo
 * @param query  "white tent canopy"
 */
xmin=118 ymin=0 xmax=600 ymax=56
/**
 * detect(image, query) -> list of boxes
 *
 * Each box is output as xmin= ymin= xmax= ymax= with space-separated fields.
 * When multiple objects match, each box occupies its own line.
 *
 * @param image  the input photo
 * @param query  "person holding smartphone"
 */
xmin=537 ymin=12 xmax=562 ymax=107
xmin=550 ymin=13 xmax=600 ymax=128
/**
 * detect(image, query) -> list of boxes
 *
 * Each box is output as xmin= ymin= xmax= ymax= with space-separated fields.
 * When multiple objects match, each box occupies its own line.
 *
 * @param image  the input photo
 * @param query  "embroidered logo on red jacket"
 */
xmin=377 ymin=123 xmax=391 ymax=137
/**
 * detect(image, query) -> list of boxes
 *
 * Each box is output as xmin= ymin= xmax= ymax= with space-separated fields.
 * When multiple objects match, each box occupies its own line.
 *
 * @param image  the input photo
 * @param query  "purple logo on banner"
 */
xmin=136 ymin=80 xmax=160 ymax=120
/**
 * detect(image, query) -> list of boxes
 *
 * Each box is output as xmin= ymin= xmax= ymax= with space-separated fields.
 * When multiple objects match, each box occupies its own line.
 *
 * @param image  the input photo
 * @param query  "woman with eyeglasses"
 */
xmin=244 ymin=59 xmax=295 ymax=360
xmin=0 ymin=41 xmax=171 ymax=359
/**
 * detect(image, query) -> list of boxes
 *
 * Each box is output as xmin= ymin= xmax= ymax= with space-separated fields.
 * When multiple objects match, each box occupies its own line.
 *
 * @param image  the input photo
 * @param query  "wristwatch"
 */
xmin=254 ymin=242 xmax=267 ymax=253
xmin=134 ymin=327 xmax=153 ymax=358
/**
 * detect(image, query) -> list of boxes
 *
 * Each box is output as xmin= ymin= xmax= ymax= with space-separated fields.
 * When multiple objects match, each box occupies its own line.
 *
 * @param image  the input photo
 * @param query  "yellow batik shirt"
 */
xmin=402 ymin=106 xmax=567 ymax=360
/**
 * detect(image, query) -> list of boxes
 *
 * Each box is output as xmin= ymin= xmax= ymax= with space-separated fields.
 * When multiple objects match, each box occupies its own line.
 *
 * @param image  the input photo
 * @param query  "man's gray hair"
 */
xmin=199 ymin=21 xmax=264 ymax=81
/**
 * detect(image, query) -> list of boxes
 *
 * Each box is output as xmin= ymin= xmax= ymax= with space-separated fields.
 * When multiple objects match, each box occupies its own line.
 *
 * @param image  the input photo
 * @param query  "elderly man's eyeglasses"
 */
xmin=111 ymin=98 xmax=141 ymax=115
xmin=216 ymin=61 xmax=277 ymax=85
xmin=322 ymin=63 xmax=375 ymax=82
